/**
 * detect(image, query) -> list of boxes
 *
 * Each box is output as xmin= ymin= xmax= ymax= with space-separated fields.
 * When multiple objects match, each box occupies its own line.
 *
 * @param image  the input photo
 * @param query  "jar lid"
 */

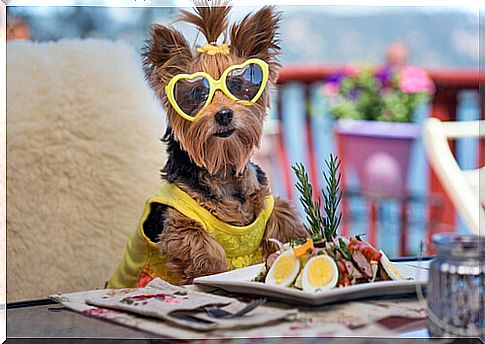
xmin=432 ymin=233 xmax=484 ymax=259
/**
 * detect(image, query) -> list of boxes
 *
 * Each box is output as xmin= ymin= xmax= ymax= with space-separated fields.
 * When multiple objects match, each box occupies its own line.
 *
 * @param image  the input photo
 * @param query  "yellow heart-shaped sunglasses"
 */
xmin=165 ymin=58 xmax=269 ymax=121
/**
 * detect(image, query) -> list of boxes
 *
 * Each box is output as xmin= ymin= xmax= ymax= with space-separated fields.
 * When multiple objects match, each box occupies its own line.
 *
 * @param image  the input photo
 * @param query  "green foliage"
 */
xmin=292 ymin=163 xmax=324 ymax=239
xmin=355 ymin=233 xmax=366 ymax=241
xmin=321 ymin=155 xmax=342 ymax=241
xmin=323 ymin=65 xmax=434 ymax=123
xmin=292 ymin=155 xmax=343 ymax=242
xmin=338 ymin=238 xmax=352 ymax=260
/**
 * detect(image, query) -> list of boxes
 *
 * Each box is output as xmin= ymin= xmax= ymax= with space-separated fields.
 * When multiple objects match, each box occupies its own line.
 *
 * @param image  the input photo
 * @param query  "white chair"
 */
xmin=422 ymin=118 xmax=484 ymax=235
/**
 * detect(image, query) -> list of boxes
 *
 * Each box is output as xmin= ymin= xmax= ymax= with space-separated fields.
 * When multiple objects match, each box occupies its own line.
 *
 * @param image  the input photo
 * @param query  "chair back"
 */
xmin=422 ymin=118 xmax=484 ymax=235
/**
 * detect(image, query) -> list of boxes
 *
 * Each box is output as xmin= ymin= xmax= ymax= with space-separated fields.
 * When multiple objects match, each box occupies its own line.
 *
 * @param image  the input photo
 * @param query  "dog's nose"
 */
xmin=214 ymin=108 xmax=234 ymax=126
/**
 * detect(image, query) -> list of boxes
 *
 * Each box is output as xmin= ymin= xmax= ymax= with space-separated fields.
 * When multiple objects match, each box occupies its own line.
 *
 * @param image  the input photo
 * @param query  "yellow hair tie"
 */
xmin=196 ymin=43 xmax=230 ymax=56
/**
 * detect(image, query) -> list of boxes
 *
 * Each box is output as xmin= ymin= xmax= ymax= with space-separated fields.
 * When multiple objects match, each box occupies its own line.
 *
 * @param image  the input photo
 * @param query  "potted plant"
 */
xmin=323 ymin=65 xmax=435 ymax=196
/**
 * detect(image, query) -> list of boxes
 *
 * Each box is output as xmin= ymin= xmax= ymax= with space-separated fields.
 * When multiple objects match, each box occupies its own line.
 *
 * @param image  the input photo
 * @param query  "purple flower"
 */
xmin=348 ymin=88 xmax=360 ymax=101
xmin=374 ymin=66 xmax=393 ymax=87
xmin=326 ymin=72 xmax=344 ymax=84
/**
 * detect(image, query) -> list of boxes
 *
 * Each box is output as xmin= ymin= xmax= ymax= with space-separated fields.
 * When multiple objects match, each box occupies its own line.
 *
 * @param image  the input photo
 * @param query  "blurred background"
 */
xmin=6 ymin=3 xmax=481 ymax=67
xmin=6 ymin=3 xmax=483 ymax=258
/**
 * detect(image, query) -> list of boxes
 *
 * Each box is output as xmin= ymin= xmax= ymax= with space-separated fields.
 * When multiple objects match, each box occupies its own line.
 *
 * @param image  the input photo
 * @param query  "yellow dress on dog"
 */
xmin=107 ymin=181 xmax=274 ymax=288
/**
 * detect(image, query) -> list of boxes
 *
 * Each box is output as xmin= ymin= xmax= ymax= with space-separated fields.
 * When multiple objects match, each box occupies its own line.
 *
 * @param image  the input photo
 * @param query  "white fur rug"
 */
xmin=7 ymin=39 xmax=166 ymax=301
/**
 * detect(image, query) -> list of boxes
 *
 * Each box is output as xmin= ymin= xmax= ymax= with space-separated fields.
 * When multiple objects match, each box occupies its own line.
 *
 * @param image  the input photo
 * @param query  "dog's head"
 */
xmin=143 ymin=1 xmax=280 ymax=175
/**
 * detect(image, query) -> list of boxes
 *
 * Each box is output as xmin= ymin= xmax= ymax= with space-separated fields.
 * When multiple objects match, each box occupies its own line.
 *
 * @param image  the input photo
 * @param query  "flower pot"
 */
xmin=335 ymin=119 xmax=420 ymax=197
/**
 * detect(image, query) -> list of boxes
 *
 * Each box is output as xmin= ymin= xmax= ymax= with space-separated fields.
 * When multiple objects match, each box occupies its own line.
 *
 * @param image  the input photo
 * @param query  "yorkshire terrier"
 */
xmin=108 ymin=1 xmax=307 ymax=288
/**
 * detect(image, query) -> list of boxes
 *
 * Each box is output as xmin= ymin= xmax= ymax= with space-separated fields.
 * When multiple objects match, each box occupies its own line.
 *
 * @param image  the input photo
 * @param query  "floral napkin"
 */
xmin=82 ymin=278 xmax=296 ymax=331
xmin=49 ymin=279 xmax=426 ymax=338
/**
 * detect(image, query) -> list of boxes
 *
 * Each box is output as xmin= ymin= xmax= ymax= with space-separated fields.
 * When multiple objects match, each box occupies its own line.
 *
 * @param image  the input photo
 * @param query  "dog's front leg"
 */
xmin=262 ymin=197 xmax=308 ymax=258
xmin=158 ymin=208 xmax=228 ymax=285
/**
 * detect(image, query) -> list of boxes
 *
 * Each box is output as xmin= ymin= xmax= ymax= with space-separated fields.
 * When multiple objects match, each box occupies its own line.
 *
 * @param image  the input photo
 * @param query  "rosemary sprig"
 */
xmin=292 ymin=155 xmax=343 ymax=242
xmin=322 ymin=154 xmax=342 ymax=241
xmin=338 ymin=238 xmax=352 ymax=260
xmin=355 ymin=233 xmax=366 ymax=241
xmin=292 ymin=163 xmax=324 ymax=239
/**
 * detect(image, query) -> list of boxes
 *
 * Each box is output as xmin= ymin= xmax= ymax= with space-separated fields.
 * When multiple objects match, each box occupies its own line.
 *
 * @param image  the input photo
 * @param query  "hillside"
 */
xmin=279 ymin=7 xmax=479 ymax=68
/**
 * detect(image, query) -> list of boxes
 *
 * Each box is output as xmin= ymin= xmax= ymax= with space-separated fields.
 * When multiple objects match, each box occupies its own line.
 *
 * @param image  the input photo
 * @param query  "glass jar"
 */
xmin=427 ymin=234 xmax=484 ymax=337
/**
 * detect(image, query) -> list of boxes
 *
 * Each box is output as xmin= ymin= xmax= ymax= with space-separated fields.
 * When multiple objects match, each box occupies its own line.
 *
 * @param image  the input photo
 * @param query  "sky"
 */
xmin=4 ymin=0 xmax=483 ymax=12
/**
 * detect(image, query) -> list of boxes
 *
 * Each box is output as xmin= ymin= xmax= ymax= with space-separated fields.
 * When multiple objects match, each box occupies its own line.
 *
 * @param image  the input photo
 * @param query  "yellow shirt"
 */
xmin=107 ymin=181 xmax=274 ymax=288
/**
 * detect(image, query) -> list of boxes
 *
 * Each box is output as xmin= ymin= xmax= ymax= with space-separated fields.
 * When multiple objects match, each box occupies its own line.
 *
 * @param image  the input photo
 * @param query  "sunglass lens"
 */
xmin=226 ymin=63 xmax=264 ymax=101
xmin=174 ymin=76 xmax=210 ymax=118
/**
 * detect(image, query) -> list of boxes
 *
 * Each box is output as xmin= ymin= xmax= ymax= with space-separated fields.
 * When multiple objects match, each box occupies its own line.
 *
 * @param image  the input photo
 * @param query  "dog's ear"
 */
xmin=142 ymin=24 xmax=193 ymax=93
xmin=230 ymin=6 xmax=281 ymax=81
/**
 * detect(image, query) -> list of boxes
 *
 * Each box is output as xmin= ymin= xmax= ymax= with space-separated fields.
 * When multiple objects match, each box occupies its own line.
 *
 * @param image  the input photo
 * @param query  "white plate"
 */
xmin=194 ymin=262 xmax=429 ymax=306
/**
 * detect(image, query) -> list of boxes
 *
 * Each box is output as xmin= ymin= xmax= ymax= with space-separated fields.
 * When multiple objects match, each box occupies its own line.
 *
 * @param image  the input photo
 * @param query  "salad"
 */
xmin=254 ymin=155 xmax=405 ymax=292
xmin=254 ymin=236 xmax=404 ymax=292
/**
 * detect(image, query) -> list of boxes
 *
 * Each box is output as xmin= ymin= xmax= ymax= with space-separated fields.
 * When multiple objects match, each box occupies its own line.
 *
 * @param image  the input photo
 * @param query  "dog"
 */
xmin=108 ymin=1 xmax=307 ymax=288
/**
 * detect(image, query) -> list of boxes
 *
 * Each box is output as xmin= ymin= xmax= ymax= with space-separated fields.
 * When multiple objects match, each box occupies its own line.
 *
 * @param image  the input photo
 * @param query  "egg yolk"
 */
xmin=308 ymin=258 xmax=333 ymax=287
xmin=273 ymin=255 xmax=296 ymax=284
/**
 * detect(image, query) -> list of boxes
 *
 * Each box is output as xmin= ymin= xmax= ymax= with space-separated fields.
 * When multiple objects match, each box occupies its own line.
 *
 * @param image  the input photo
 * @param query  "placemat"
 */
xmin=50 ymin=279 xmax=426 ymax=339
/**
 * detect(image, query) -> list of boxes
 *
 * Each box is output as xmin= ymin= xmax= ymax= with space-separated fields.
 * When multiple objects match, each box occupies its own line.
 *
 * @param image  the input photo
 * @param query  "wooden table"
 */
xmin=7 ymin=258 xmax=433 ymax=341
xmin=7 ymin=301 xmax=429 ymax=340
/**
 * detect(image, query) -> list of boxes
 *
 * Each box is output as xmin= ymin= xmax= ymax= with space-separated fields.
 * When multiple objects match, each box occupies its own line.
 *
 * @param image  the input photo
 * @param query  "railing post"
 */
xmin=275 ymin=89 xmax=294 ymax=201
xmin=303 ymin=84 xmax=319 ymax=200
xmin=480 ymin=86 xmax=485 ymax=166
xmin=335 ymin=131 xmax=349 ymax=237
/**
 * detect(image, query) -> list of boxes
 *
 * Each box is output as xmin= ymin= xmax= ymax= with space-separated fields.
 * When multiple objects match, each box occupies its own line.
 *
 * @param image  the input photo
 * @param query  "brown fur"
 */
xmin=158 ymin=207 xmax=228 ymax=285
xmin=263 ymin=197 xmax=308 ymax=257
xmin=143 ymin=2 xmax=307 ymax=283
xmin=178 ymin=0 xmax=231 ymax=44
xmin=230 ymin=6 xmax=281 ymax=81
xmin=184 ymin=163 xmax=268 ymax=226
xmin=169 ymin=87 xmax=264 ymax=176
xmin=142 ymin=25 xmax=192 ymax=91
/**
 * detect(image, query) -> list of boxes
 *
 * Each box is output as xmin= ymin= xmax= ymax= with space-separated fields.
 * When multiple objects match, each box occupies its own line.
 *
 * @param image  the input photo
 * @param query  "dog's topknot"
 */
xmin=178 ymin=0 xmax=231 ymax=44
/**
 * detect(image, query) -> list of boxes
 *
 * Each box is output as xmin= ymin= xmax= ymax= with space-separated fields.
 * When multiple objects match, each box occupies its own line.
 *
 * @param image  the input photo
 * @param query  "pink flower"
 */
xmin=343 ymin=65 xmax=359 ymax=77
xmin=163 ymin=298 xmax=183 ymax=305
xmin=83 ymin=307 xmax=122 ymax=318
xmin=399 ymin=66 xmax=435 ymax=94
xmin=323 ymin=82 xmax=340 ymax=97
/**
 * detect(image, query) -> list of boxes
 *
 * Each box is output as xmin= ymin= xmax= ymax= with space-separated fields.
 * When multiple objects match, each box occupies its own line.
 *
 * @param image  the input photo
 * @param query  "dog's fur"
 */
xmin=142 ymin=1 xmax=307 ymax=284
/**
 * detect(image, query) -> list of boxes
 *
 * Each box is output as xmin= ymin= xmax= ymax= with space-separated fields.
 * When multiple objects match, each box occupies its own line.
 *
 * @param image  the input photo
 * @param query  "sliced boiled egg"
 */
xmin=293 ymin=269 xmax=304 ymax=289
xmin=302 ymin=255 xmax=338 ymax=292
xmin=265 ymin=250 xmax=300 ymax=287
xmin=379 ymin=250 xmax=404 ymax=280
